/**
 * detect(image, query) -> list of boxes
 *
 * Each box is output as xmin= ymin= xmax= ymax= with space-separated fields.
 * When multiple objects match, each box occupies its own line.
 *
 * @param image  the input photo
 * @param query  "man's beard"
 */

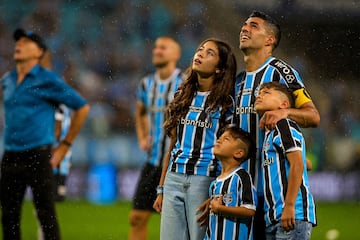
xmin=154 ymin=61 xmax=168 ymax=69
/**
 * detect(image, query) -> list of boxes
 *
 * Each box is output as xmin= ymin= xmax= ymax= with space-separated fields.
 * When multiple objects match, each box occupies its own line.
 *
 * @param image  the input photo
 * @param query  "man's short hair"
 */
xmin=249 ymin=10 xmax=281 ymax=49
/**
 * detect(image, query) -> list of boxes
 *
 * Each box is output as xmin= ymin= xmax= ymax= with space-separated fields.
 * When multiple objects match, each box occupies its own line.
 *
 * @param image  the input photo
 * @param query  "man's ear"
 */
xmin=265 ymin=35 xmax=275 ymax=47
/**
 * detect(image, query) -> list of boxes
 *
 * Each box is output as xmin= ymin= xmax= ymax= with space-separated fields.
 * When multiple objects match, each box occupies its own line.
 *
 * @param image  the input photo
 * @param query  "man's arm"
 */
xmin=135 ymin=101 xmax=151 ymax=151
xmin=260 ymin=101 xmax=320 ymax=130
xmin=50 ymin=104 xmax=90 ymax=168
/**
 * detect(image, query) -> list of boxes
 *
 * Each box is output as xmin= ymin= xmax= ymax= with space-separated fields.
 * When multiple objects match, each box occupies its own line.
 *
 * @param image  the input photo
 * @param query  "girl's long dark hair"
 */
xmin=164 ymin=38 xmax=237 ymax=137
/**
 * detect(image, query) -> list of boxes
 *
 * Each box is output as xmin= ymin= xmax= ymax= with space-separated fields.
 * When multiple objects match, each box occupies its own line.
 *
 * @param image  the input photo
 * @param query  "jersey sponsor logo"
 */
xmin=273 ymin=60 xmax=296 ymax=83
xmin=236 ymin=105 xmax=256 ymax=114
xmin=263 ymin=157 xmax=274 ymax=167
xmin=180 ymin=118 xmax=212 ymax=128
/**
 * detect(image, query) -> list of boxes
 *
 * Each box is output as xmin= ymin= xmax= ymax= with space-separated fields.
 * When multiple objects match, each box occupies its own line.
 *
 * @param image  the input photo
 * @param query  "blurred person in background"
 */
xmin=0 ymin=28 xmax=90 ymax=240
xmin=235 ymin=11 xmax=320 ymax=240
xmin=39 ymin=49 xmax=73 ymax=203
xmin=128 ymin=36 xmax=182 ymax=240
xmin=35 ymin=50 xmax=73 ymax=240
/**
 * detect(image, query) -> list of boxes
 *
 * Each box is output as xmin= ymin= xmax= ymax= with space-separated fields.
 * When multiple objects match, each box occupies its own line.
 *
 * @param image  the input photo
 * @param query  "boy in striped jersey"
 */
xmin=129 ymin=36 xmax=182 ymax=240
xmin=254 ymin=82 xmax=316 ymax=240
xmin=204 ymin=126 xmax=257 ymax=240
xmin=236 ymin=11 xmax=320 ymax=239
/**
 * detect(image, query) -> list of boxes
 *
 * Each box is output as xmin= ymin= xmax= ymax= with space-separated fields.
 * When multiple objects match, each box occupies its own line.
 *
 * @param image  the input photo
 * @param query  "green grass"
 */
xmin=0 ymin=201 xmax=359 ymax=239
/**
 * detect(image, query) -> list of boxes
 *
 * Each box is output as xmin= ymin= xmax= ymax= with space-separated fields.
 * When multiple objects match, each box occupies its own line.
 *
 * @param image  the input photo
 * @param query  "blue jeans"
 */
xmin=160 ymin=171 xmax=214 ymax=240
xmin=265 ymin=220 xmax=313 ymax=240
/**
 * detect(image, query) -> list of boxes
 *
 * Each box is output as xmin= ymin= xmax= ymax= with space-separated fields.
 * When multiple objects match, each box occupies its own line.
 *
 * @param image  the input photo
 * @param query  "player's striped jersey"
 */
xmin=262 ymin=118 xmax=316 ymax=226
xmin=137 ymin=68 xmax=182 ymax=167
xmin=234 ymin=57 xmax=308 ymax=194
xmin=54 ymin=104 xmax=72 ymax=175
xmin=169 ymin=92 xmax=233 ymax=177
xmin=205 ymin=166 xmax=257 ymax=240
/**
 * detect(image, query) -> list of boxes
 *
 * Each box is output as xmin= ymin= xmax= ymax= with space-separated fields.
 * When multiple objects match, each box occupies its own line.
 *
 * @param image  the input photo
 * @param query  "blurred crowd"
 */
xmin=0 ymin=0 xmax=359 ymax=171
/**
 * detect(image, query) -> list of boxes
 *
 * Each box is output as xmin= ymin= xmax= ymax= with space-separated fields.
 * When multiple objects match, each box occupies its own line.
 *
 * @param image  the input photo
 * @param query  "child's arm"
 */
xmin=209 ymin=195 xmax=255 ymax=218
xmin=153 ymin=129 xmax=177 ymax=213
xmin=282 ymin=150 xmax=304 ymax=231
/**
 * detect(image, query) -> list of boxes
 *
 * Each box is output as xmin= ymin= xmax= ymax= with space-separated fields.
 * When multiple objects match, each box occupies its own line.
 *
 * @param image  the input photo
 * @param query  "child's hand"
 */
xmin=281 ymin=204 xmax=295 ymax=231
xmin=209 ymin=195 xmax=223 ymax=215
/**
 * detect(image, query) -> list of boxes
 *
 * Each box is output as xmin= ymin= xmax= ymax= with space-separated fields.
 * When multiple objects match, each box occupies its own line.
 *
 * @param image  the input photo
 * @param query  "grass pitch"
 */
xmin=0 ymin=200 xmax=359 ymax=239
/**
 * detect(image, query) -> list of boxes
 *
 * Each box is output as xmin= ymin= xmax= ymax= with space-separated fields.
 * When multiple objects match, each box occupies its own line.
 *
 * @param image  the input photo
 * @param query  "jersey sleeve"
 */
xmin=270 ymin=59 xmax=313 ymax=108
xmin=237 ymin=169 xmax=257 ymax=209
xmin=136 ymin=77 xmax=147 ymax=104
xmin=292 ymin=88 xmax=312 ymax=108
xmin=274 ymin=119 xmax=302 ymax=153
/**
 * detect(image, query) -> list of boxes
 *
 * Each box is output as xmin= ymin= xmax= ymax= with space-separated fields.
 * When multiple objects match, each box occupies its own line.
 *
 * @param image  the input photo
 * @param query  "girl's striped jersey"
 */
xmin=205 ymin=166 xmax=257 ymax=240
xmin=54 ymin=104 xmax=72 ymax=175
xmin=234 ymin=57 xmax=311 ymax=193
xmin=169 ymin=92 xmax=233 ymax=177
xmin=262 ymin=118 xmax=316 ymax=227
xmin=137 ymin=68 xmax=182 ymax=167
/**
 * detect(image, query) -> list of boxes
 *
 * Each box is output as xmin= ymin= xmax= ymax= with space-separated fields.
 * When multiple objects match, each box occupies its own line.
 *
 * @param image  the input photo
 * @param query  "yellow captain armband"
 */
xmin=293 ymin=88 xmax=312 ymax=108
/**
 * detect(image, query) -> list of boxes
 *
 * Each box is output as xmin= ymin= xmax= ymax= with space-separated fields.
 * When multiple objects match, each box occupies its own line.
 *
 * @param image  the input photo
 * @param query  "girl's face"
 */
xmin=192 ymin=41 xmax=220 ymax=78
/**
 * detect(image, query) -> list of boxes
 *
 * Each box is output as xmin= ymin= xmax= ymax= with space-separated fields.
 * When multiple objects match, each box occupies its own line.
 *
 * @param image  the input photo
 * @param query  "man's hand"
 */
xmin=259 ymin=109 xmax=288 ymax=130
xmin=196 ymin=198 xmax=211 ymax=226
xmin=153 ymin=194 xmax=163 ymax=213
xmin=50 ymin=144 xmax=69 ymax=169
xmin=139 ymin=136 xmax=152 ymax=151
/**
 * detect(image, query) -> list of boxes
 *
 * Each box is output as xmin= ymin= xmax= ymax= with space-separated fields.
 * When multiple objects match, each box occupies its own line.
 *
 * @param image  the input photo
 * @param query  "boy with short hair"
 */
xmin=254 ymin=82 xmax=316 ymax=240
xmin=204 ymin=125 xmax=257 ymax=240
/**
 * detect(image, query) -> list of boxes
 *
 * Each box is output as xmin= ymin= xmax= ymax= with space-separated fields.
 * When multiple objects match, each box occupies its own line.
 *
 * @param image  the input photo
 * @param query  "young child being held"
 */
xmin=254 ymin=82 xmax=316 ymax=240
xmin=204 ymin=125 xmax=257 ymax=240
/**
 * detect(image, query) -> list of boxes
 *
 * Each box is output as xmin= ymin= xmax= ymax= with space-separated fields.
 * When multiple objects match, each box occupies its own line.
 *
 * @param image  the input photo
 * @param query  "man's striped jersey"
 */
xmin=169 ymin=92 xmax=233 ymax=177
xmin=205 ymin=166 xmax=257 ymax=240
xmin=262 ymin=118 xmax=316 ymax=226
xmin=137 ymin=68 xmax=182 ymax=167
xmin=54 ymin=104 xmax=72 ymax=175
xmin=234 ymin=57 xmax=311 ymax=194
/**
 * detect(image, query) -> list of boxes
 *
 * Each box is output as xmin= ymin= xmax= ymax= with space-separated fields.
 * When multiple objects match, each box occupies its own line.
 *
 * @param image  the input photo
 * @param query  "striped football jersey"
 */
xmin=169 ymin=92 xmax=233 ymax=177
xmin=262 ymin=118 xmax=316 ymax=226
xmin=234 ymin=57 xmax=308 ymax=194
xmin=137 ymin=68 xmax=182 ymax=167
xmin=205 ymin=166 xmax=257 ymax=240
xmin=54 ymin=104 xmax=72 ymax=175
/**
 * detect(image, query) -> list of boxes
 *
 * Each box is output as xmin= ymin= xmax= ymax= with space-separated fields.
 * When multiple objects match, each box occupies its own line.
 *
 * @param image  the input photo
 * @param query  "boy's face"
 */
xmin=254 ymin=87 xmax=289 ymax=115
xmin=214 ymin=131 xmax=242 ymax=161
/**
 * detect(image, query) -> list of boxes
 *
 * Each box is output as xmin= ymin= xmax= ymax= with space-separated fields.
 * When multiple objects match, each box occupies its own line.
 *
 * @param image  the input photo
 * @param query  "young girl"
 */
xmin=153 ymin=38 xmax=237 ymax=240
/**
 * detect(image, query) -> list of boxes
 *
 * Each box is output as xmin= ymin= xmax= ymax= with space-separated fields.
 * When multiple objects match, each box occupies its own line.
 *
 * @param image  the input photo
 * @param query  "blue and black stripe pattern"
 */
xmin=262 ymin=118 xmax=316 ymax=226
xmin=137 ymin=69 xmax=182 ymax=167
xmin=234 ymin=57 xmax=305 ymax=194
xmin=205 ymin=166 xmax=257 ymax=240
xmin=169 ymin=92 xmax=233 ymax=177
xmin=54 ymin=104 xmax=72 ymax=175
